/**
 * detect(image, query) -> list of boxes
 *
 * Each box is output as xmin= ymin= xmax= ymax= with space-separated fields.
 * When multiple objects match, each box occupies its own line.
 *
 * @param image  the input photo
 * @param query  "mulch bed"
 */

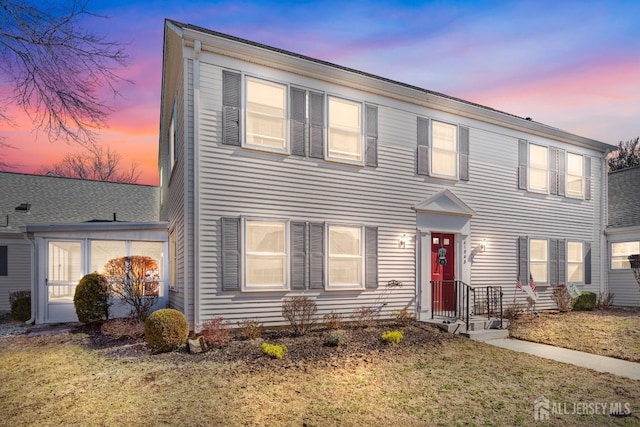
xmin=71 ymin=320 xmax=455 ymax=368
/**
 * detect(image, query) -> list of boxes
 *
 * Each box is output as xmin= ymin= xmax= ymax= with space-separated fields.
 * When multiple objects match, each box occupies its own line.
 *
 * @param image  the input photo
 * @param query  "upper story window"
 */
xmin=327 ymin=97 xmax=362 ymax=163
xmin=328 ymin=225 xmax=363 ymax=290
xmin=245 ymin=77 xmax=287 ymax=151
xmin=431 ymin=121 xmax=457 ymax=178
xmin=245 ymin=220 xmax=288 ymax=290
xmin=567 ymin=241 xmax=583 ymax=282
xmin=611 ymin=241 xmax=640 ymax=270
xmin=567 ymin=153 xmax=584 ymax=198
xmin=529 ymin=239 xmax=548 ymax=284
xmin=529 ymin=144 xmax=548 ymax=192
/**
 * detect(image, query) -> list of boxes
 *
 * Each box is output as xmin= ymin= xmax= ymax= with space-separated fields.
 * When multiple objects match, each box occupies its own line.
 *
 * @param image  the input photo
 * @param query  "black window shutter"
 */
xmin=518 ymin=236 xmax=529 ymax=284
xmin=222 ymin=70 xmax=241 ymax=146
xmin=309 ymin=91 xmax=324 ymax=159
xmin=518 ymin=140 xmax=528 ymax=190
xmin=459 ymin=126 xmax=470 ymax=181
xmin=417 ymin=117 xmax=429 ymax=176
xmin=365 ymin=227 xmax=378 ymax=289
xmin=549 ymin=239 xmax=558 ymax=285
xmin=221 ymin=217 xmax=241 ymax=291
xmin=290 ymin=87 xmax=307 ymax=156
xmin=549 ymin=148 xmax=558 ymax=195
xmin=558 ymin=239 xmax=566 ymax=285
xmin=309 ymin=222 xmax=325 ymax=289
xmin=0 ymin=246 xmax=7 ymax=276
xmin=584 ymin=241 xmax=592 ymax=284
xmin=584 ymin=157 xmax=592 ymax=200
xmin=557 ymin=149 xmax=566 ymax=196
xmin=290 ymin=221 xmax=308 ymax=290
xmin=365 ymin=105 xmax=378 ymax=167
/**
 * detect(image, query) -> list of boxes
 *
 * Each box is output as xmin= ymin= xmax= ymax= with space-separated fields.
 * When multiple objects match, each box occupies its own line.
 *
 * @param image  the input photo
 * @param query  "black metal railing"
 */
xmin=431 ymin=281 xmax=503 ymax=330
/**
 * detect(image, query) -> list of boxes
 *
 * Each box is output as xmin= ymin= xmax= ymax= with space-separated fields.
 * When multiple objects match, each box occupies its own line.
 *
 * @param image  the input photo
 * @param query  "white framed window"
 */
xmin=169 ymin=230 xmax=177 ymax=290
xmin=328 ymin=96 xmax=362 ymax=163
xmin=611 ymin=241 xmax=640 ymax=270
xmin=529 ymin=144 xmax=548 ymax=192
xmin=245 ymin=220 xmax=288 ymax=290
xmin=327 ymin=225 xmax=363 ymax=290
xmin=245 ymin=77 xmax=287 ymax=152
xmin=431 ymin=121 xmax=457 ymax=178
xmin=529 ymin=239 xmax=548 ymax=284
xmin=567 ymin=153 xmax=584 ymax=198
xmin=567 ymin=241 xmax=584 ymax=282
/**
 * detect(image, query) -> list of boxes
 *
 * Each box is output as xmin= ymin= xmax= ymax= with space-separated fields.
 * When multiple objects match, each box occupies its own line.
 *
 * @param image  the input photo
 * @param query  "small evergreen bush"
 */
xmin=261 ymin=342 xmax=287 ymax=359
xmin=381 ymin=330 xmax=403 ymax=345
xmin=74 ymin=273 xmax=111 ymax=323
xmin=9 ymin=291 xmax=31 ymax=322
xmin=573 ymin=291 xmax=596 ymax=311
xmin=325 ymin=330 xmax=347 ymax=347
xmin=144 ymin=308 xmax=189 ymax=353
xmin=237 ymin=318 xmax=263 ymax=340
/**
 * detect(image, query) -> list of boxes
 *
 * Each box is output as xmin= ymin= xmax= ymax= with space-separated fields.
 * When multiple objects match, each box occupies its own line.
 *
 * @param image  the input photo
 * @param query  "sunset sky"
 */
xmin=2 ymin=0 xmax=639 ymax=185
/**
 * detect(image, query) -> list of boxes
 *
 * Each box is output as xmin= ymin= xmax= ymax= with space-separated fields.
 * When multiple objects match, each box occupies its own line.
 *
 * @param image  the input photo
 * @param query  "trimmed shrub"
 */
xmin=282 ymin=296 xmax=317 ymax=336
xmin=551 ymin=285 xmax=573 ymax=312
xmin=144 ymin=308 xmax=189 ymax=353
xmin=74 ymin=273 xmax=111 ymax=323
xmin=325 ymin=330 xmax=347 ymax=347
xmin=200 ymin=317 xmax=232 ymax=348
xmin=261 ymin=342 xmax=287 ymax=359
xmin=381 ymin=330 xmax=403 ymax=345
xmin=237 ymin=318 xmax=263 ymax=340
xmin=10 ymin=291 xmax=31 ymax=322
xmin=573 ymin=291 xmax=597 ymax=311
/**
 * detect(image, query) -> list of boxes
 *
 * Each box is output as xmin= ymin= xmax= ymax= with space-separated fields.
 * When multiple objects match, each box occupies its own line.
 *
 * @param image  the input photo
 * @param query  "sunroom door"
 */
xmin=47 ymin=240 xmax=83 ymax=322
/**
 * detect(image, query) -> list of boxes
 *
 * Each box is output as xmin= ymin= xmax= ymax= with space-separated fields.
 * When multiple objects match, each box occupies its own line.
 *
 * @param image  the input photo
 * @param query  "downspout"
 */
xmin=22 ymin=231 xmax=36 ymax=325
xmin=599 ymin=150 xmax=611 ymax=295
xmin=192 ymin=39 xmax=202 ymax=331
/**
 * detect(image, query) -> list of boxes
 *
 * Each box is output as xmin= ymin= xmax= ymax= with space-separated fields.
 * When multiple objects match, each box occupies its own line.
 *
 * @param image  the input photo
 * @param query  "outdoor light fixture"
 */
xmin=15 ymin=203 xmax=31 ymax=213
xmin=399 ymin=234 xmax=410 ymax=248
xmin=480 ymin=239 xmax=488 ymax=253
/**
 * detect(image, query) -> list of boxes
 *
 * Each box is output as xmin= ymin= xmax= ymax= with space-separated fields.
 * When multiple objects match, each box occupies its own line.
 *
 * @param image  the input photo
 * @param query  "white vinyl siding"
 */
xmin=431 ymin=121 xmax=457 ymax=178
xmin=529 ymin=144 xmax=548 ymax=192
xmin=567 ymin=241 xmax=583 ymax=283
xmin=611 ymin=241 xmax=640 ymax=270
xmin=245 ymin=220 xmax=288 ymax=290
xmin=328 ymin=97 xmax=362 ymax=163
xmin=529 ymin=239 xmax=548 ymax=284
xmin=567 ymin=153 xmax=583 ymax=198
xmin=327 ymin=225 xmax=363 ymax=290
xmin=245 ymin=77 xmax=287 ymax=151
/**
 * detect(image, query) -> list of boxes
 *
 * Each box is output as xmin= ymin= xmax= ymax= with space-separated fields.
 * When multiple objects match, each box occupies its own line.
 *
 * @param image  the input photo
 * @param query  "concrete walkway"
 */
xmin=487 ymin=338 xmax=640 ymax=380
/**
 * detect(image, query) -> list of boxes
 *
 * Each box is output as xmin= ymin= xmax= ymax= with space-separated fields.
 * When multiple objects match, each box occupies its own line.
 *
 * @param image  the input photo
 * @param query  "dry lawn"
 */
xmin=509 ymin=308 xmax=640 ymax=362
xmin=1 ymin=326 xmax=639 ymax=426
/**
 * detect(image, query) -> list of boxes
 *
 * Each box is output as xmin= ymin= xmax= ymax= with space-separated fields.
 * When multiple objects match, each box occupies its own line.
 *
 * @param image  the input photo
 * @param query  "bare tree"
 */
xmin=0 ymin=0 xmax=129 ymax=145
xmin=103 ymin=255 xmax=159 ymax=321
xmin=40 ymin=144 xmax=141 ymax=183
xmin=608 ymin=137 xmax=640 ymax=171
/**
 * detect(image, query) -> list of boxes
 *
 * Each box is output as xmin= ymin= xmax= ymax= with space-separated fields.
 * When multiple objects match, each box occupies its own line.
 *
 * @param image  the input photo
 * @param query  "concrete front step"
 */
xmin=464 ymin=329 xmax=510 ymax=342
xmin=426 ymin=317 xmax=509 ymax=335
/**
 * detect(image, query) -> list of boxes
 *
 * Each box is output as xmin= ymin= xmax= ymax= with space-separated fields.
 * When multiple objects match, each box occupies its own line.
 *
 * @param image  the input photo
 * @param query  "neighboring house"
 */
xmin=159 ymin=19 xmax=614 ymax=330
xmin=0 ymin=172 xmax=165 ymax=322
xmin=606 ymin=166 xmax=640 ymax=306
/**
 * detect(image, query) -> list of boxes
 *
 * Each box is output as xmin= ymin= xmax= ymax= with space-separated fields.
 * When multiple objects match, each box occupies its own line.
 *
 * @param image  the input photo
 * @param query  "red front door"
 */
xmin=431 ymin=233 xmax=455 ymax=312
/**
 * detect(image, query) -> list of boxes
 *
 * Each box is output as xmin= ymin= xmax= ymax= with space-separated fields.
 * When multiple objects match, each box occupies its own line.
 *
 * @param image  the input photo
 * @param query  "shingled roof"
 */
xmin=0 ymin=172 xmax=159 ymax=234
xmin=608 ymin=166 xmax=640 ymax=228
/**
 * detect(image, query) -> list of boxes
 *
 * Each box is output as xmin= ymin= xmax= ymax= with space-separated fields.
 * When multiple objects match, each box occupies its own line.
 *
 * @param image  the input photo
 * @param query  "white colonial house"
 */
xmin=158 ymin=19 xmax=614 ymax=330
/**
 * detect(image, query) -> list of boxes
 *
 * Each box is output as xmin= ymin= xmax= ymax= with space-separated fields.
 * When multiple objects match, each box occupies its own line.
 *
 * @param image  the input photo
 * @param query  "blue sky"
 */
xmin=4 ymin=0 xmax=639 ymax=184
